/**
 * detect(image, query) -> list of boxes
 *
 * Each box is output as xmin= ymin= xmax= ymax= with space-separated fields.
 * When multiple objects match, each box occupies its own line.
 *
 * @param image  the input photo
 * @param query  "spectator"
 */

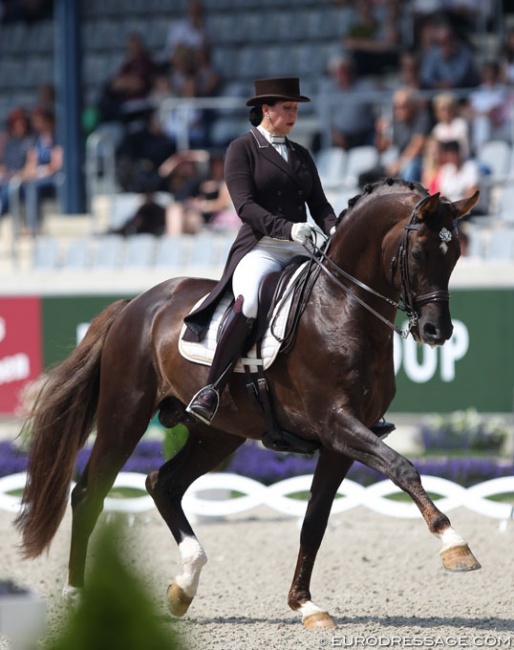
xmin=429 ymin=140 xmax=483 ymax=216
xmin=163 ymin=0 xmax=209 ymax=61
xmin=19 ymin=107 xmax=63 ymax=235
xmin=408 ymin=1 xmax=487 ymax=51
xmin=464 ymin=61 xmax=511 ymax=154
xmin=395 ymin=50 xmax=423 ymax=92
xmin=419 ymin=22 xmax=479 ymax=90
xmin=115 ymin=108 xmax=175 ymax=193
xmin=431 ymin=92 xmax=470 ymax=159
xmin=366 ymin=87 xmax=431 ymax=183
xmin=0 ymin=107 xmax=34 ymax=216
xmin=341 ymin=0 xmax=401 ymax=77
xmin=34 ymin=82 xmax=55 ymax=113
xmin=98 ymin=32 xmax=157 ymax=124
xmin=194 ymin=44 xmax=222 ymax=98
xmin=165 ymin=152 xmax=237 ymax=235
xmin=107 ymin=192 xmax=166 ymax=237
xmin=319 ymin=55 xmax=377 ymax=150
xmin=158 ymin=148 xmax=211 ymax=200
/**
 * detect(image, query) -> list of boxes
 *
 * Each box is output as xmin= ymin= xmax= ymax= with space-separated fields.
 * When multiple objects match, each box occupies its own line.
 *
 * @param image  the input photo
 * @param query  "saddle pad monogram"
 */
xmin=178 ymin=262 xmax=308 ymax=372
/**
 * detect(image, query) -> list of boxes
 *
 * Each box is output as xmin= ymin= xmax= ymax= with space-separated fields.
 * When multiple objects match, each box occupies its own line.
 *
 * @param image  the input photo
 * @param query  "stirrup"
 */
xmin=185 ymin=385 xmax=220 ymax=426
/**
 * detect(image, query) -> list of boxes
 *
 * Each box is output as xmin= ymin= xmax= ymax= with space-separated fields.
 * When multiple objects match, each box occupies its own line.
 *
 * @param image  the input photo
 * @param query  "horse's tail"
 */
xmin=14 ymin=298 xmax=131 ymax=558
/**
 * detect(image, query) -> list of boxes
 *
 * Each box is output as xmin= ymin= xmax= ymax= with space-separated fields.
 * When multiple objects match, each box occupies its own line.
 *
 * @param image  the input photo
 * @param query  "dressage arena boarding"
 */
xmin=1 ymin=464 xmax=514 ymax=648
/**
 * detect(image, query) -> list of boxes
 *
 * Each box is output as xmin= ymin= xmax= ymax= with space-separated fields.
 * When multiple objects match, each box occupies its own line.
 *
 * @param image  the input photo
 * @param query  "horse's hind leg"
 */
xmin=146 ymin=426 xmax=244 ymax=617
xmin=64 ymin=398 xmax=153 ymax=603
xmin=288 ymin=449 xmax=354 ymax=630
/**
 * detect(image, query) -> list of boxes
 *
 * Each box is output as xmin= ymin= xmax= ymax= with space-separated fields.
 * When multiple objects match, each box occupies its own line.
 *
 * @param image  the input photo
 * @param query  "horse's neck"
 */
xmin=330 ymin=218 xmax=393 ymax=292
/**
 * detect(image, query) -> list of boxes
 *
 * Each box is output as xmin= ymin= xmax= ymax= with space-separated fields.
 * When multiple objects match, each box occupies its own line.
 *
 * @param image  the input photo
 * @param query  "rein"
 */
xmin=303 ymin=197 xmax=451 ymax=339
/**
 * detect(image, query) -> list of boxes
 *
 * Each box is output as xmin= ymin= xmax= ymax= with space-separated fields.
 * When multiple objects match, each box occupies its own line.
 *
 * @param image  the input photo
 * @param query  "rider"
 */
xmin=184 ymin=77 xmax=337 ymax=425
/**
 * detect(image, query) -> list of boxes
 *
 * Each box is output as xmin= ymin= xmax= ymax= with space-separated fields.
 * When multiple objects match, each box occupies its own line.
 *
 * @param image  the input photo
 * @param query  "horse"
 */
xmin=15 ymin=178 xmax=481 ymax=630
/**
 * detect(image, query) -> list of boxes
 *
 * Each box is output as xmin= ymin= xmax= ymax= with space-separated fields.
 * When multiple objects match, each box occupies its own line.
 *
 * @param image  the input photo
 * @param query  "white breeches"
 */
xmin=232 ymin=236 xmax=306 ymax=318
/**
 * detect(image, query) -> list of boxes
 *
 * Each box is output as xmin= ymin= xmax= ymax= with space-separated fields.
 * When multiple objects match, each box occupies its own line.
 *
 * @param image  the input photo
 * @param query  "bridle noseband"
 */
xmin=304 ymin=196 xmax=452 ymax=339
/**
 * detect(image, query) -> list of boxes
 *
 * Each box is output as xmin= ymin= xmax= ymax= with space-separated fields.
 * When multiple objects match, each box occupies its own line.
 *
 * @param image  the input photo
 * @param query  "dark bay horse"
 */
xmin=16 ymin=179 xmax=481 ymax=630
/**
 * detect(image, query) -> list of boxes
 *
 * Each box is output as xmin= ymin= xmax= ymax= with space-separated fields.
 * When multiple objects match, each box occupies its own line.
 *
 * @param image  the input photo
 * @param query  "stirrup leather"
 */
xmin=186 ymin=385 xmax=220 ymax=426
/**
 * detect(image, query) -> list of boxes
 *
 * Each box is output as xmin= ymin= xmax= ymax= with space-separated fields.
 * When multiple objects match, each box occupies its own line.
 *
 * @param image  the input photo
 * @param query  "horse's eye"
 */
xmin=412 ymin=249 xmax=425 ymax=263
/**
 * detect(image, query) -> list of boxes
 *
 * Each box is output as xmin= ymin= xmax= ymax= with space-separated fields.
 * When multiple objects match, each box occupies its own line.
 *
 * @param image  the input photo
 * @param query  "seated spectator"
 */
xmin=98 ymin=32 xmax=157 ymax=125
xmin=158 ymin=148 xmax=210 ymax=199
xmin=319 ymin=55 xmax=377 ymax=150
xmin=107 ymin=192 xmax=166 ymax=237
xmin=0 ymin=107 xmax=34 ymax=216
xmin=163 ymin=0 xmax=209 ymax=62
xmin=419 ymin=22 xmax=479 ymax=90
xmin=165 ymin=153 xmax=238 ymax=235
xmin=396 ymin=50 xmax=423 ymax=93
xmin=409 ymin=1 xmax=488 ymax=52
xmin=18 ymin=107 xmax=63 ymax=235
xmin=431 ymin=92 xmax=470 ymax=159
xmin=464 ymin=60 xmax=511 ymax=154
xmin=341 ymin=0 xmax=401 ymax=77
xmin=363 ymin=87 xmax=431 ymax=184
xmin=154 ymin=43 xmax=215 ymax=149
xmin=115 ymin=108 xmax=176 ymax=193
xmin=429 ymin=140 xmax=486 ymax=215
xmin=194 ymin=44 xmax=222 ymax=98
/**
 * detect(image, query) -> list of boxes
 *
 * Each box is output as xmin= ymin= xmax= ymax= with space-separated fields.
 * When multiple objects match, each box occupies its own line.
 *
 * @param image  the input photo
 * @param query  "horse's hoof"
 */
xmin=303 ymin=611 xmax=337 ymax=630
xmin=166 ymin=581 xmax=193 ymax=617
xmin=441 ymin=544 xmax=481 ymax=572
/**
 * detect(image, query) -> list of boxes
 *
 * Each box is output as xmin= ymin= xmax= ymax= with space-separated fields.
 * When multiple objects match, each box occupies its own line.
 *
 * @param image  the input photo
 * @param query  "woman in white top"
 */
xmin=431 ymin=92 xmax=470 ymax=160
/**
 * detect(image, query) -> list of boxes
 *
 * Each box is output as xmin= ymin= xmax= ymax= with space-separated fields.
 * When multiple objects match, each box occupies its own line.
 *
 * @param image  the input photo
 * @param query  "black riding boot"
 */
xmin=186 ymin=295 xmax=254 ymax=426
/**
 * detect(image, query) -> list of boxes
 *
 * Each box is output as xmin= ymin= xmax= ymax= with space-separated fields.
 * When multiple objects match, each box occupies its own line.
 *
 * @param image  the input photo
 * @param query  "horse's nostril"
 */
xmin=423 ymin=323 xmax=438 ymax=338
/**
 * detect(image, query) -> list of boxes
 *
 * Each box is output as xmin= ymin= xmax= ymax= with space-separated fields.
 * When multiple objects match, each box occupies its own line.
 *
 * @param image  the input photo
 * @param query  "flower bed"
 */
xmin=1 ymin=437 xmax=513 ymax=489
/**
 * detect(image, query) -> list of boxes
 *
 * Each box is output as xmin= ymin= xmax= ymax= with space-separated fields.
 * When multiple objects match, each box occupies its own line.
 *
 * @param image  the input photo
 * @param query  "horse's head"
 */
xmin=389 ymin=190 xmax=479 ymax=346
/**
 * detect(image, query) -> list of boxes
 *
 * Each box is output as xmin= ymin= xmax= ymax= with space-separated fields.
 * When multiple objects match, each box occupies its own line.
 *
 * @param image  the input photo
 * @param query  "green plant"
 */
xmin=162 ymin=424 xmax=189 ymax=461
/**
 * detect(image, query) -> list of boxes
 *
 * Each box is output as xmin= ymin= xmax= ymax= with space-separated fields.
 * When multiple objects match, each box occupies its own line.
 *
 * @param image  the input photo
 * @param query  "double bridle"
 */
xmin=304 ymin=197 xmax=452 ymax=339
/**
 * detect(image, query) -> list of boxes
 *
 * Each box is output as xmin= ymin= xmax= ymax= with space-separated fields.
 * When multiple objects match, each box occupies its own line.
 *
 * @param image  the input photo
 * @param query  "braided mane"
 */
xmin=336 ymin=177 xmax=429 ymax=224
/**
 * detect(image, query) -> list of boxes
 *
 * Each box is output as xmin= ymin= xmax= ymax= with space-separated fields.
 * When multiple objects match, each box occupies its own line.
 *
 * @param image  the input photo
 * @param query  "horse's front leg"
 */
xmin=288 ymin=450 xmax=354 ymax=630
xmin=322 ymin=412 xmax=481 ymax=572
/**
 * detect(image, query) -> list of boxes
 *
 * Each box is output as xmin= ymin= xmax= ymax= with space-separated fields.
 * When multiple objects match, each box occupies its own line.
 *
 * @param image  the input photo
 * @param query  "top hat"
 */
xmin=246 ymin=77 xmax=311 ymax=106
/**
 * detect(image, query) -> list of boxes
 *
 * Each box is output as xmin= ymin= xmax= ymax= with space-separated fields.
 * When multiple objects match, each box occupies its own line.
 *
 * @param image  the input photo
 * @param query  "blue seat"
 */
xmin=63 ymin=238 xmax=91 ymax=269
xmin=155 ymin=236 xmax=187 ymax=269
xmin=92 ymin=235 xmax=124 ymax=269
xmin=124 ymin=235 xmax=157 ymax=269
xmin=32 ymin=237 xmax=60 ymax=270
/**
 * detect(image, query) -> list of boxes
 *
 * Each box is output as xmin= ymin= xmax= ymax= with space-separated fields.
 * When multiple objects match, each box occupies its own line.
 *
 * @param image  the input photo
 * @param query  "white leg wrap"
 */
xmin=62 ymin=584 xmax=83 ymax=607
xmin=174 ymin=537 xmax=207 ymax=598
xmin=299 ymin=600 xmax=327 ymax=621
xmin=437 ymin=526 xmax=467 ymax=553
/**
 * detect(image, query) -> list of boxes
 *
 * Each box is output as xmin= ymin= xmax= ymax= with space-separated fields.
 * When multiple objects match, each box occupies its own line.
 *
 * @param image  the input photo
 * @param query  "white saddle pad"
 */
xmin=179 ymin=262 xmax=308 ymax=372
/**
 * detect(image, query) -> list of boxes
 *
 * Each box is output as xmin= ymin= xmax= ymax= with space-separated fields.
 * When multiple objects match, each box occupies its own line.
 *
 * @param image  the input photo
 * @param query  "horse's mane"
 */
xmin=336 ymin=177 xmax=429 ymax=224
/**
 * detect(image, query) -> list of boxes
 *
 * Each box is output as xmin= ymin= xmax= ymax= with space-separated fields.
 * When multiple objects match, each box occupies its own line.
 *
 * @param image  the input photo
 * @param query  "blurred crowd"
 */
xmin=1 ymin=0 xmax=513 ymax=236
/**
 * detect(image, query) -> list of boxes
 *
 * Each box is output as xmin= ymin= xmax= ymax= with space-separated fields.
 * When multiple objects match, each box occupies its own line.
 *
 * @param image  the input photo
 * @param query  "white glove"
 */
xmin=291 ymin=222 xmax=314 ymax=244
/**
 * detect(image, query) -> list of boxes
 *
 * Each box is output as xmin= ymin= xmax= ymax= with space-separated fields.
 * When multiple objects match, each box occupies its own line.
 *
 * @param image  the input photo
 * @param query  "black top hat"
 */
xmin=246 ymin=77 xmax=311 ymax=106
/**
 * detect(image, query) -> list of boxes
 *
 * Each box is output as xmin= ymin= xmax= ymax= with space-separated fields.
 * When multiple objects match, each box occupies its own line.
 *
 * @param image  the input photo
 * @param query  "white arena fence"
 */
xmin=1 ymin=472 xmax=514 ymax=525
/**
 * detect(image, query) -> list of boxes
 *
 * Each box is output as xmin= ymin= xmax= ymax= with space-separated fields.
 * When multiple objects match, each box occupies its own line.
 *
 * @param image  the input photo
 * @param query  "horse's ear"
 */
xmin=415 ymin=192 xmax=441 ymax=221
xmin=451 ymin=191 xmax=480 ymax=221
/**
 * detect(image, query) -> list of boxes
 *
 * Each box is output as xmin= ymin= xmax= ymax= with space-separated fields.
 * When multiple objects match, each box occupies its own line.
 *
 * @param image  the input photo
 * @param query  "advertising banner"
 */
xmin=0 ymin=297 xmax=42 ymax=414
xmin=1 ymin=288 xmax=513 ymax=415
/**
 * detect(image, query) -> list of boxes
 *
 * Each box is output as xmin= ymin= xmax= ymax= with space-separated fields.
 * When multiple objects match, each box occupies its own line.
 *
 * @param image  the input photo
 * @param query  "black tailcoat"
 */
xmin=184 ymin=127 xmax=336 ymax=341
